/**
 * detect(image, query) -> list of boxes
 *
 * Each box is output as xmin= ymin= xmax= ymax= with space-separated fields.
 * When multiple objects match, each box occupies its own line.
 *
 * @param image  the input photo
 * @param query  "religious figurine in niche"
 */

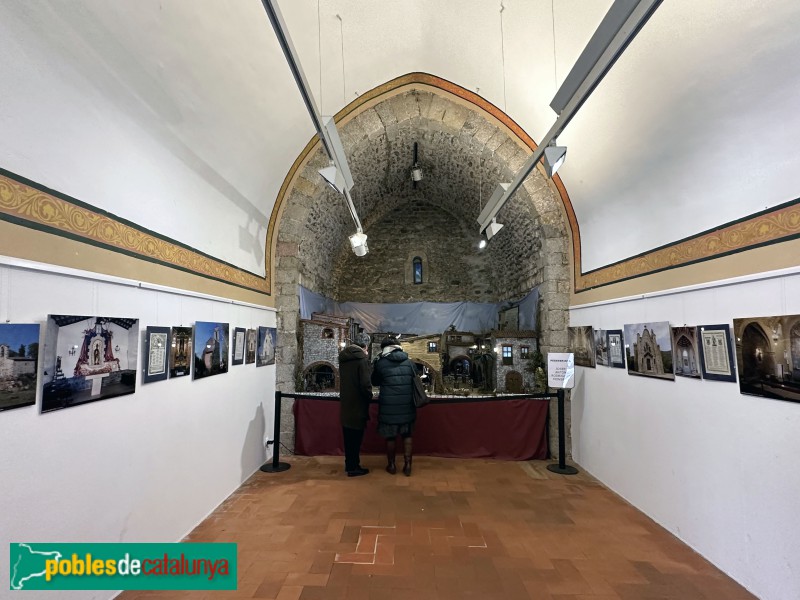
xmin=73 ymin=318 xmax=120 ymax=377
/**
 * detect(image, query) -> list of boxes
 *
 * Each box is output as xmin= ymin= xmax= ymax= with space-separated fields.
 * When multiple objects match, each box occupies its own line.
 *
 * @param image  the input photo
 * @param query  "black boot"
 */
xmin=402 ymin=437 xmax=413 ymax=477
xmin=386 ymin=439 xmax=397 ymax=474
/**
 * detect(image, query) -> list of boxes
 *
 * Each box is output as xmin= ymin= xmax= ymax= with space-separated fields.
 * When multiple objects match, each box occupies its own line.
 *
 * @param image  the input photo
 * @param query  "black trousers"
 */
xmin=342 ymin=426 xmax=365 ymax=471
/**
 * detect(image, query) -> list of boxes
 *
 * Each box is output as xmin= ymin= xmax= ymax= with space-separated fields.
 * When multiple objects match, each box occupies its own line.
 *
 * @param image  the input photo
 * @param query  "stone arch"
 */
xmin=674 ymin=333 xmax=698 ymax=377
xmin=301 ymin=361 xmax=339 ymax=393
xmin=270 ymin=73 xmax=571 ymax=450
xmin=740 ymin=323 xmax=773 ymax=382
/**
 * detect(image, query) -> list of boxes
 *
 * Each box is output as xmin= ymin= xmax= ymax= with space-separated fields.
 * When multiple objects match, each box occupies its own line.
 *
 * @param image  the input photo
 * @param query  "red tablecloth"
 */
xmin=294 ymin=396 xmax=549 ymax=460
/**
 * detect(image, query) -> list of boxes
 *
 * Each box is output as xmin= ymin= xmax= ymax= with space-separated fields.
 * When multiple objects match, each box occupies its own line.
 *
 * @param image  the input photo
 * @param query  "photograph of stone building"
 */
xmin=624 ymin=322 xmax=674 ymax=380
xmin=0 ymin=323 xmax=39 ymax=412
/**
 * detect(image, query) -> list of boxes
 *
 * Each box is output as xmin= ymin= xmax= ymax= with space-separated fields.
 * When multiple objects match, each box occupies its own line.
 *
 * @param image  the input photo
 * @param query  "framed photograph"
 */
xmin=232 ymin=327 xmax=246 ymax=366
xmin=671 ymin=326 xmax=701 ymax=379
xmin=607 ymin=329 xmax=627 ymax=369
xmin=0 ymin=323 xmax=40 ymax=412
xmin=568 ymin=326 xmax=596 ymax=368
xmin=697 ymin=324 xmax=736 ymax=383
xmin=143 ymin=326 xmax=170 ymax=383
xmin=256 ymin=326 xmax=276 ymax=367
xmin=622 ymin=322 xmax=672 ymax=379
xmin=41 ymin=316 xmax=139 ymax=413
xmin=734 ymin=315 xmax=799 ymax=402
xmin=245 ymin=329 xmax=257 ymax=364
xmin=193 ymin=321 xmax=229 ymax=380
xmin=169 ymin=326 xmax=192 ymax=378
xmin=594 ymin=329 xmax=609 ymax=366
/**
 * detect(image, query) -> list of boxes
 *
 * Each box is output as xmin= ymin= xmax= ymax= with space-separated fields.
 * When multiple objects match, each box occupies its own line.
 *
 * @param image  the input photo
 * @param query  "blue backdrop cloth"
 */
xmin=298 ymin=285 xmax=539 ymax=335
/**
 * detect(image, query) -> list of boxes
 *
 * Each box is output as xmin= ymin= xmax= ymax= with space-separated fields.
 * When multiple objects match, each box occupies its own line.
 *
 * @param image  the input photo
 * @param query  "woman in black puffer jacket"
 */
xmin=371 ymin=337 xmax=417 ymax=476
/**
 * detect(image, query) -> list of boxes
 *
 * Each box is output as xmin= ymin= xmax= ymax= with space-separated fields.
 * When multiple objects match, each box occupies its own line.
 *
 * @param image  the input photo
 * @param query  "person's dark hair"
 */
xmin=380 ymin=336 xmax=399 ymax=348
xmin=354 ymin=332 xmax=371 ymax=349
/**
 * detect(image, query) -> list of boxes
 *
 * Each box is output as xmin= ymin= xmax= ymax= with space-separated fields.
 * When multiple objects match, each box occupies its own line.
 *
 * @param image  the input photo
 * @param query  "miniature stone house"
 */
xmin=491 ymin=331 xmax=539 ymax=393
xmin=299 ymin=313 xmax=352 ymax=392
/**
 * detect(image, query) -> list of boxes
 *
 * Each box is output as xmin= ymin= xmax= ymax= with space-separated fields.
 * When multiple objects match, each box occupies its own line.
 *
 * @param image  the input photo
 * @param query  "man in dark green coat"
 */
xmin=338 ymin=332 xmax=373 ymax=477
xmin=371 ymin=337 xmax=417 ymax=476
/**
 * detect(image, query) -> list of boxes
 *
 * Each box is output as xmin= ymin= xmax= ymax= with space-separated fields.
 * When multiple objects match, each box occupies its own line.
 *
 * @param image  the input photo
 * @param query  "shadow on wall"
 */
xmin=241 ymin=403 xmax=266 ymax=482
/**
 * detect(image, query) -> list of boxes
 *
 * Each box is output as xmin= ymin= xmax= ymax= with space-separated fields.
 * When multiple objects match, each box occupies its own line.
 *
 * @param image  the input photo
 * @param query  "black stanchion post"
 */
xmin=260 ymin=390 xmax=291 ymax=473
xmin=546 ymin=388 xmax=578 ymax=475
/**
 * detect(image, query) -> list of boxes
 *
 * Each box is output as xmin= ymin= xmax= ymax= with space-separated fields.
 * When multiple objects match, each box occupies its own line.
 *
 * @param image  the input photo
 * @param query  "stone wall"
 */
xmin=334 ymin=203 xmax=498 ymax=302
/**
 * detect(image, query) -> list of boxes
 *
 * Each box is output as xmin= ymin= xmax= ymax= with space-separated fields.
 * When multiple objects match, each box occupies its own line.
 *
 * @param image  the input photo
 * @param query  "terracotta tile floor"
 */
xmin=119 ymin=456 xmax=755 ymax=600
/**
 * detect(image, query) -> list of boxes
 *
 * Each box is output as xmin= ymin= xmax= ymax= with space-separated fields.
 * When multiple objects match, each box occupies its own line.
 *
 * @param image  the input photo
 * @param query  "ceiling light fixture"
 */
xmin=349 ymin=231 xmax=369 ymax=257
xmin=543 ymin=141 xmax=567 ymax=178
xmin=319 ymin=163 xmax=347 ymax=194
xmin=411 ymin=141 xmax=423 ymax=188
xmin=485 ymin=218 xmax=504 ymax=240
xmin=478 ymin=183 xmax=510 ymax=242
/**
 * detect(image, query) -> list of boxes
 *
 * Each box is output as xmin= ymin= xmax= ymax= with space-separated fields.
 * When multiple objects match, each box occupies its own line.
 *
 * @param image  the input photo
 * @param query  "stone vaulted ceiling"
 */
xmin=273 ymin=81 xmax=568 ymax=304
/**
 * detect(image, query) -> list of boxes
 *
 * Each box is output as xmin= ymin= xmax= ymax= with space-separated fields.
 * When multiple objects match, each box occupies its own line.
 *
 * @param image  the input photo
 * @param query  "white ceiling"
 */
xmin=1 ymin=0 xmax=798 ymax=276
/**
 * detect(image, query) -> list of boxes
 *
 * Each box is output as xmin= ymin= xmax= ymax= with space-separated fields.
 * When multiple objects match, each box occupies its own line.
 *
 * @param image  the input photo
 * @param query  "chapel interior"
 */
xmin=1 ymin=1 xmax=799 ymax=599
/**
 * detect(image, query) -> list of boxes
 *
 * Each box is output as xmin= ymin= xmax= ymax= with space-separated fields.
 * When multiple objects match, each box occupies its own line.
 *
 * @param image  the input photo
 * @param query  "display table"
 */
xmin=294 ymin=395 xmax=549 ymax=460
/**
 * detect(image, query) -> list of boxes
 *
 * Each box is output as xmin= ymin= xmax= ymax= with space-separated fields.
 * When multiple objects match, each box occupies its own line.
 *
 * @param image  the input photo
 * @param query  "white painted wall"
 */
xmin=0 ymin=260 xmax=276 ymax=599
xmin=570 ymin=270 xmax=800 ymax=600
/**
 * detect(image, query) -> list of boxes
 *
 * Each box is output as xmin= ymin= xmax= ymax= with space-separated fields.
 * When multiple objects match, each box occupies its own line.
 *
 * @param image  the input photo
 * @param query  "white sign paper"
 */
xmin=547 ymin=353 xmax=575 ymax=389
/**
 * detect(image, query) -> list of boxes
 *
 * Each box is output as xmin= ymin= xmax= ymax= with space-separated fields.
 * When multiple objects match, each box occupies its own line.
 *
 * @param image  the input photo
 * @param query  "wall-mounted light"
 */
xmin=349 ymin=231 xmax=369 ymax=257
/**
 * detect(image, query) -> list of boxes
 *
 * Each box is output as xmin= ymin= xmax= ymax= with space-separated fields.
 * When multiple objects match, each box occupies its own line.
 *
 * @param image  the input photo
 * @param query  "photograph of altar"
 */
xmin=41 ymin=315 xmax=139 ymax=413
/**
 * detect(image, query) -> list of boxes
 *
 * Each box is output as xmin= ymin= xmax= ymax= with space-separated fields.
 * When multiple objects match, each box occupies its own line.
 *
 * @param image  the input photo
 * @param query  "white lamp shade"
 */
xmin=543 ymin=145 xmax=567 ymax=178
xmin=485 ymin=220 xmax=504 ymax=240
xmin=349 ymin=232 xmax=369 ymax=256
xmin=319 ymin=165 xmax=346 ymax=194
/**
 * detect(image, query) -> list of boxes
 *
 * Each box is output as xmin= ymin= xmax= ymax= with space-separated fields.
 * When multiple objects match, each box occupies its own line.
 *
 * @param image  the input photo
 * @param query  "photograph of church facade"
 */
xmin=623 ymin=322 xmax=674 ymax=380
xmin=2 ymin=2 xmax=798 ymax=599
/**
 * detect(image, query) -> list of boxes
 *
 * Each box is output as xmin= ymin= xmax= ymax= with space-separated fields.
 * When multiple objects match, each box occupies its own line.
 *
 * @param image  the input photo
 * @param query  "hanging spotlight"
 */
xmin=484 ymin=218 xmax=504 ymax=240
xmin=411 ymin=141 xmax=423 ymax=188
xmin=478 ymin=237 xmax=487 ymax=250
xmin=318 ymin=163 xmax=347 ymax=194
xmin=543 ymin=141 xmax=567 ymax=178
xmin=349 ymin=231 xmax=369 ymax=257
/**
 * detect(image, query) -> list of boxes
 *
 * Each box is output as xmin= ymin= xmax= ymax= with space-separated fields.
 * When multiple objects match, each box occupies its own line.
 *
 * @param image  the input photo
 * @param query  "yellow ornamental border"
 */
xmin=579 ymin=202 xmax=800 ymax=290
xmin=0 ymin=173 xmax=268 ymax=294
